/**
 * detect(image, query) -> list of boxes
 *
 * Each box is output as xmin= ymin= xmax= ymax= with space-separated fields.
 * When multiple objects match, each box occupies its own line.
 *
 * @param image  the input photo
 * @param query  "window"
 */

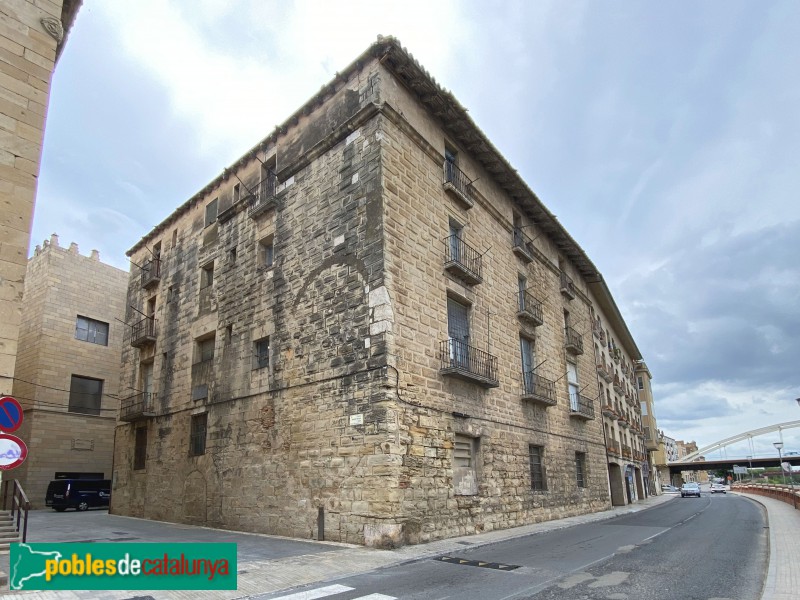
xmin=446 ymin=297 xmax=470 ymax=368
xmin=520 ymin=336 xmax=534 ymax=376
xmin=205 ymin=198 xmax=218 ymax=227
xmin=197 ymin=337 xmax=215 ymax=363
xmin=68 ymin=375 xmax=103 ymax=415
xmin=254 ymin=337 xmax=270 ymax=369
xmin=134 ymin=426 xmax=147 ymax=470
xmin=171 ymin=229 xmax=178 ymax=248
xmin=637 ymin=376 xmax=644 ymax=390
xmin=453 ymin=434 xmax=478 ymax=495
xmin=444 ymin=146 xmax=457 ymax=183
xmin=518 ymin=275 xmax=527 ymax=311
xmin=146 ymin=296 xmax=156 ymax=318
xmin=575 ymin=452 xmax=587 ymax=488
xmin=529 ymin=445 xmax=546 ymax=491
xmin=140 ymin=361 xmax=153 ymax=395
xmin=201 ymin=261 xmax=214 ymax=289
xmin=153 ymin=241 xmax=161 ymax=260
xmin=567 ymin=361 xmax=579 ymax=412
xmin=259 ymin=235 xmax=274 ymax=268
xmin=75 ymin=316 xmax=109 ymax=346
xmin=233 ymin=183 xmax=240 ymax=204
xmin=190 ymin=413 xmax=207 ymax=456
xmin=230 ymin=247 xmax=237 ymax=264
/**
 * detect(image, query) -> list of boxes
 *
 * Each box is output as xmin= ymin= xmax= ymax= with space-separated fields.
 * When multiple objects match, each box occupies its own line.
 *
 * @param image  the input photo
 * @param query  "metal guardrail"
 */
xmin=517 ymin=289 xmax=543 ymax=326
xmin=564 ymin=326 xmax=583 ymax=354
xmin=522 ymin=371 xmax=556 ymax=405
xmin=570 ymin=393 xmax=595 ymax=419
xmin=512 ymin=227 xmax=535 ymax=260
xmin=439 ymin=339 xmax=498 ymax=386
xmin=141 ymin=257 xmax=161 ymax=288
xmin=1 ymin=479 xmax=30 ymax=542
xmin=443 ymin=160 xmax=474 ymax=204
xmin=443 ymin=235 xmax=483 ymax=284
xmin=247 ymin=171 xmax=279 ymax=217
xmin=129 ymin=317 xmax=157 ymax=347
xmin=120 ymin=392 xmax=156 ymax=421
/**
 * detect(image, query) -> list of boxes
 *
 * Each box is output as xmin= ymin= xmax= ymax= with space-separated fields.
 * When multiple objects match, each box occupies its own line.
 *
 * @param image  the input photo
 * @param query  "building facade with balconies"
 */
xmin=112 ymin=37 xmax=650 ymax=547
xmin=588 ymin=292 xmax=651 ymax=506
xmin=11 ymin=236 xmax=127 ymax=507
xmin=635 ymin=361 xmax=661 ymax=494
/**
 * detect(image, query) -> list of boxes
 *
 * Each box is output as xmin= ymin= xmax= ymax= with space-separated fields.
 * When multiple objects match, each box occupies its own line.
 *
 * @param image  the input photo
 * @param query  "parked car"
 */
xmin=710 ymin=482 xmax=727 ymax=494
xmin=661 ymin=484 xmax=679 ymax=493
xmin=681 ymin=482 xmax=701 ymax=498
xmin=45 ymin=479 xmax=111 ymax=511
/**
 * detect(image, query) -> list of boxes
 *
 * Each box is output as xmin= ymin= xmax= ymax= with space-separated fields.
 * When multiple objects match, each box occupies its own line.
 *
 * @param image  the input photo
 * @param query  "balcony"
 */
xmin=141 ymin=258 xmax=161 ymax=288
xmin=613 ymin=375 xmax=625 ymax=395
xmin=599 ymin=362 xmax=614 ymax=383
xmin=129 ymin=317 xmax=157 ymax=348
xmin=618 ymin=415 xmax=630 ymax=428
xmin=607 ymin=440 xmax=621 ymax=456
xmin=512 ymin=227 xmax=535 ymax=263
xmin=517 ymin=290 xmax=543 ymax=327
xmin=601 ymin=403 xmax=618 ymax=419
xmin=564 ymin=326 xmax=583 ymax=355
xmin=443 ymin=235 xmax=483 ymax=285
xmin=120 ymin=392 xmax=156 ymax=422
xmin=521 ymin=371 xmax=556 ymax=407
xmin=442 ymin=160 xmax=474 ymax=209
xmin=247 ymin=170 xmax=279 ymax=218
xmin=612 ymin=347 xmax=621 ymax=363
xmin=560 ymin=271 xmax=576 ymax=300
xmin=439 ymin=339 xmax=498 ymax=388
xmin=622 ymin=445 xmax=632 ymax=459
xmin=569 ymin=393 xmax=595 ymax=420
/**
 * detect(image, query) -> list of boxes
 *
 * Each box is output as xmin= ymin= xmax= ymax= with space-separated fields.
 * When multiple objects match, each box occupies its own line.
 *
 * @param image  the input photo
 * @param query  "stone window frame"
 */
xmin=575 ymin=451 xmax=587 ymax=488
xmin=133 ymin=425 xmax=147 ymax=471
xmin=253 ymin=336 xmax=270 ymax=370
xmin=453 ymin=433 xmax=480 ymax=496
xmin=67 ymin=374 xmax=104 ymax=415
xmin=75 ymin=315 xmax=109 ymax=346
xmin=258 ymin=234 xmax=275 ymax=269
xmin=204 ymin=198 xmax=218 ymax=227
xmin=529 ymin=444 xmax=547 ymax=492
xmin=200 ymin=260 xmax=214 ymax=289
xmin=189 ymin=412 xmax=208 ymax=457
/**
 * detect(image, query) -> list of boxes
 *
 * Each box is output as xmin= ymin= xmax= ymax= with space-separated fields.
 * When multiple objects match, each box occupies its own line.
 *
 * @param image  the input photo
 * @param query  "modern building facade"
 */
xmin=12 ymin=235 xmax=127 ymax=507
xmin=112 ymin=37 xmax=652 ymax=547
xmin=0 ymin=0 xmax=81 ymax=399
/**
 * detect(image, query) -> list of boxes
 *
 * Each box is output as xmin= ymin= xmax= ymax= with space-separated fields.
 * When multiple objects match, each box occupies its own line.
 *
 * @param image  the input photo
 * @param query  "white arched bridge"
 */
xmin=668 ymin=420 xmax=800 ymax=475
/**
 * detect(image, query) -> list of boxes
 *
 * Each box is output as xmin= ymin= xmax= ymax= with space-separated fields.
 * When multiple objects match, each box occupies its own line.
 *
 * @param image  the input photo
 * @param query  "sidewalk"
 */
xmin=2 ymin=491 xmax=794 ymax=599
xmin=732 ymin=491 xmax=800 ymax=600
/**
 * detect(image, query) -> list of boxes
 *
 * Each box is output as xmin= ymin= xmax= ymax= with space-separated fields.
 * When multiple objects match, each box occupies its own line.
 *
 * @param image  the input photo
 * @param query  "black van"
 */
xmin=45 ymin=479 xmax=111 ymax=511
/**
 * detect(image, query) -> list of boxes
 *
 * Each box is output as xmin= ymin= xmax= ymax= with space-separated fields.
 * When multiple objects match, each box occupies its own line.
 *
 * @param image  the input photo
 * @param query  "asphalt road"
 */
xmin=260 ymin=493 xmax=768 ymax=600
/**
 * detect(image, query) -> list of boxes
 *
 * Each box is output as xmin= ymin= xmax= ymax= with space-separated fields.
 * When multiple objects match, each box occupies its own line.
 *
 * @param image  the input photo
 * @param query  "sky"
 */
xmin=32 ymin=0 xmax=800 ymax=460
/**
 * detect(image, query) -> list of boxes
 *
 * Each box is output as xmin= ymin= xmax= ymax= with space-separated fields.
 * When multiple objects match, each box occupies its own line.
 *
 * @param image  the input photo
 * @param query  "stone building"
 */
xmin=654 ymin=431 xmax=678 ymax=486
xmin=589 ymin=302 xmax=650 ymax=505
xmin=0 ymin=1 xmax=81 ymax=399
xmin=635 ymin=360 xmax=661 ymax=495
xmin=12 ymin=235 xmax=127 ymax=507
xmin=113 ymin=37 xmax=652 ymax=546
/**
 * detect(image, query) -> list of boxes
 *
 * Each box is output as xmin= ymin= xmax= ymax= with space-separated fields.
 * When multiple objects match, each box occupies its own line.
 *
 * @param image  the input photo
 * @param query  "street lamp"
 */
xmin=774 ymin=441 xmax=797 ymax=509
xmin=747 ymin=455 xmax=753 ymax=482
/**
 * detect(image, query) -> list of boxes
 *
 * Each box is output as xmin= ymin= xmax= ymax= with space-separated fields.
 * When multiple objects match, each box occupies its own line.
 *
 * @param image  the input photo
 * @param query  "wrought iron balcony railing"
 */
xmin=443 ymin=235 xmax=483 ymax=285
xmin=439 ymin=339 xmax=498 ymax=387
xmin=564 ymin=326 xmax=584 ymax=355
xmin=120 ymin=392 xmax=156 ymax=422
xmin=521 ymin=371 xmax=556 ymax=407
xmin=613 ymin=375 xmax=625 ymax=395
xmin=560 ymin=271 xmax=576 ymax=299
xmin=517 ymin=289 xmax=543 ymax=327
xmin=608 ymin=440 xmax=621 ymax=456
xmin=569 ymin=393 xmax=595 ymax=420
xmin=602 ymin=403 xmax=618 ymax=419
xmin=442 ymin=160 xmax=474 ymax=208
xmin=512 ymin=227 xmax=534 ymax=263
xmin=141 ymin=257 xmax=161 ymax=288
xmin=129 ymin=317 xmax=157 ymax=348
xmin=247 ymin=170 xmax=279 ymax=218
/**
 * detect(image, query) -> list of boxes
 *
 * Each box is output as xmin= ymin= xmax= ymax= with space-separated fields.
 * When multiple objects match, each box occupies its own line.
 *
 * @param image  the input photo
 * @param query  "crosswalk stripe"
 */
xmin=353 ymin=595 xmax=397 ymax=600
xmin=267 ymin=584 xmax=355 ymax=600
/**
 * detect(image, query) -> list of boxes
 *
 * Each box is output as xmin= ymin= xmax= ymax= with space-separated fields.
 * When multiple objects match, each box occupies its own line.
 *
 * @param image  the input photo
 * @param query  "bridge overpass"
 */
xmin=667 ymin=420 xmax=800 ymax=476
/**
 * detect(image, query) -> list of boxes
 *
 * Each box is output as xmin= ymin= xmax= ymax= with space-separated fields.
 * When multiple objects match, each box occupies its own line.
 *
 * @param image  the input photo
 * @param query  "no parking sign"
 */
xmin=0 ymin=396 xmax=27 ymax=470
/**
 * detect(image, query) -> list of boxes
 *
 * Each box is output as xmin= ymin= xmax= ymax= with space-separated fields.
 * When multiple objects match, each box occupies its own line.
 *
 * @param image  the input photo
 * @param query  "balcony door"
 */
xmin=140 ymin=362 xmax=153 ymax=397
xmin=567 ymin=360 xmax=579 ymax=411
xmin=447 ymin=297 xmax=470 ymax=369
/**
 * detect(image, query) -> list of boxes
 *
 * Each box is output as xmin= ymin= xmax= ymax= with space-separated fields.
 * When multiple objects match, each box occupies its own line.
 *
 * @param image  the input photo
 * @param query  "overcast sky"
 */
xmin=32 ymin=0 xmax=800 ymax=459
